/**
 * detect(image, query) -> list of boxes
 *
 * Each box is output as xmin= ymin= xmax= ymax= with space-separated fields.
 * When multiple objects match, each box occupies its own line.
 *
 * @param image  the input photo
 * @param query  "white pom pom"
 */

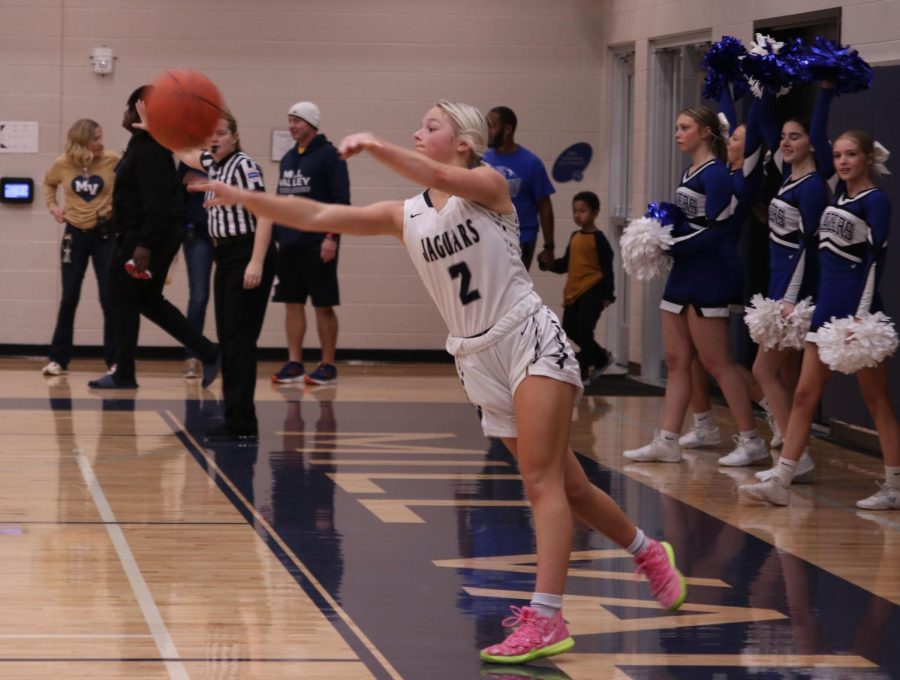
xmin=744 ymin=294 xmax=784 ymax=349
xmin=779 ymin=298 xmax=814 ymax=350
xmin=816 ymin=312 xmax=899 ymax=374
xmin=620 ymin=217 xmax=674 ymax=281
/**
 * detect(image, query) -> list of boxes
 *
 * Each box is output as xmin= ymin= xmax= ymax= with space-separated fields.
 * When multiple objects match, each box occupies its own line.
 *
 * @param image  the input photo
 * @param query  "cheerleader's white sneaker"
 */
xmin=718 ymin=435 xmax=769 ymax=467
xmin=624 ymin=433 xmax=682 ymax=463
xmin=678 ymin=424 xmax=722 ymax=449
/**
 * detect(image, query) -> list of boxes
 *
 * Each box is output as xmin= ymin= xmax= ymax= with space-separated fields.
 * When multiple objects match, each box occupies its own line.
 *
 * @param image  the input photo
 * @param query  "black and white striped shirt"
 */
xmin=200 ymin=150 xmax=265 ymax=239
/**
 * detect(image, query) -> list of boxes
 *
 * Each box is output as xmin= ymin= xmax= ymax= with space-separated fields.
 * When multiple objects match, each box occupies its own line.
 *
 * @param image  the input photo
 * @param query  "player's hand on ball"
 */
xmin=338 ymin=132 xmax=382 ymax=159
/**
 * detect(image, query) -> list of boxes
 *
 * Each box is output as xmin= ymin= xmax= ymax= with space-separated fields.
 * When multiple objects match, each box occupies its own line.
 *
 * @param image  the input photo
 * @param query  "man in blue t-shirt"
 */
xmin=271 ymin=101 xmax=350 ymax=386
xmin=483 ymin=106 xmax=556 ymax=271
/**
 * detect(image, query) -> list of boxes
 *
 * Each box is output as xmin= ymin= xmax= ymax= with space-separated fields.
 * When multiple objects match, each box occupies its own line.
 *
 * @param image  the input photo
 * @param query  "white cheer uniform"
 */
xmin=402 ymin=190 xmax=582 ymax=437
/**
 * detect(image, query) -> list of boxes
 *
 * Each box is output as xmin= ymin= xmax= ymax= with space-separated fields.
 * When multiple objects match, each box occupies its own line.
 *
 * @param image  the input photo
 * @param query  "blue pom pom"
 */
xmin=644 ymin=202 xmax=686 ymax=231
xmin=701 ymin=36 xmax=749 ymax=101
xmin=740 ymin=34 xmax=806 ymax=97
xmin=799 ymin=37 xmax=873 ymax=95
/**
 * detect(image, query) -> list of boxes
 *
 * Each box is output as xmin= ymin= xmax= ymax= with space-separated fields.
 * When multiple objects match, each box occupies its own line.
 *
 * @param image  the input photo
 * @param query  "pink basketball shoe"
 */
xmin=480 ymin=605 xmax=574 ymax=664
xmin=634 ymin=539 xmax=687 ymax=610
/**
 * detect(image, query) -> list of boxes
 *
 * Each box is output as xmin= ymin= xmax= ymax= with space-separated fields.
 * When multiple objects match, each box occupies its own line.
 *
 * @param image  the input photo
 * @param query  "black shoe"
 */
xmin=204 ymin=423 xmax=258 ymax=442
xmin=88 ymin=374 xmax=138 ymax=389
xmin=201 ymin=346 xmax=220 ymax=389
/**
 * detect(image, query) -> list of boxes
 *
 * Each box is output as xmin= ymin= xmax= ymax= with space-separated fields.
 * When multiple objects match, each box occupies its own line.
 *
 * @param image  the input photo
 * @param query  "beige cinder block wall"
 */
xmin=3 ymin=0 xmax=899 ymax=363
xmin=0 ymin=0 xmax=608 ymax=352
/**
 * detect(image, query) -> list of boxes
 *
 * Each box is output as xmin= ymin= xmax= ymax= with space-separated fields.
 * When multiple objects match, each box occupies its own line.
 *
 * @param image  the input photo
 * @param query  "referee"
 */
xmin=180 ymin=110 xmax=276 ymax=441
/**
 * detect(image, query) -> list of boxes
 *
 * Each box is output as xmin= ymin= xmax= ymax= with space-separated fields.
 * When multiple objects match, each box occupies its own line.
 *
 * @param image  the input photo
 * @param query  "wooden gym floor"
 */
xmin=0 ymin=357 xmax=897 ymax=679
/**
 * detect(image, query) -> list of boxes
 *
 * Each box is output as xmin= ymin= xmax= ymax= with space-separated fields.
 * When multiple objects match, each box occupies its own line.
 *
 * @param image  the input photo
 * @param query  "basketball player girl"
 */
xmin=740 ymin=122 xmax=900 ymax=510
xmin=746 ymin=87 xmax=834 ymax=483
xmin=196 ymin=100 xmax=686 ymax=664
xmin=624 ymin=107 xmax=767 ymax=467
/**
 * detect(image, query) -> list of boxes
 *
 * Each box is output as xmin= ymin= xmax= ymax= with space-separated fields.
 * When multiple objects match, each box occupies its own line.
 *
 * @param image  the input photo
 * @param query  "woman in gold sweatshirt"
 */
xmin=42 ymin=119 xmax=119 ymax=375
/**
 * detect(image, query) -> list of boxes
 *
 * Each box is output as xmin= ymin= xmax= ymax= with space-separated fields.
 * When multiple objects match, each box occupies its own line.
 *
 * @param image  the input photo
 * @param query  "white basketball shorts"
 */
xmin=450 ymin=303 xmax=582 ymax=438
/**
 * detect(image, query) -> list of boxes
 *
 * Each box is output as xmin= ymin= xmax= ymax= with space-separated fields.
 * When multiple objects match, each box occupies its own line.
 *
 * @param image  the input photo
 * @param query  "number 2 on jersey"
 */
xmin=448 ymin=262 xmax=481 ymax=305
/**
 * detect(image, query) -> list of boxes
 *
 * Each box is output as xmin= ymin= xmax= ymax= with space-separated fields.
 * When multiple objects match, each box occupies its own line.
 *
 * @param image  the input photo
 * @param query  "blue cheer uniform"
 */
xmin=808 ymin=185 xmax=891 ymax=342
xmin=660 ymin=158 xmax=736 ymax=317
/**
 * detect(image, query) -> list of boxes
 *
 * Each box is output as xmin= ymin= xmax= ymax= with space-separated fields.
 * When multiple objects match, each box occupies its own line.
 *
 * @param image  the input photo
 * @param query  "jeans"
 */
xmin=182 ymin=230 xmax=214 ymax=359
xmin=48 ymin=223 xmax=115 ymax=368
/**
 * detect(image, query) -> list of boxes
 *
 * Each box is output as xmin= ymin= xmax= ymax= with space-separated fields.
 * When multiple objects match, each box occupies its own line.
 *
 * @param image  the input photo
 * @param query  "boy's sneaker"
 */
xmin=42 ymin=361 xmax=66 ymax=376
xmin=623 ymin=433 xmax=682 ymax=462
xmin=717 ymin=435 xmax=769 ymax=467
xmin=304 ymin=363 xmax=337 ymax=386
xmin=679 ymin=424 xmax=721 ymax=449
xmin=634 ymin=539 xmax=687 ymax=610
xmin=738 ymin=478 xmax=790 ymax=506
xmin=272 ymin=361 xmax=305 ymax=384
xmin=754 ymin=449 xmax=814 ymax=483
xmin=480 ymin=606 xmax=574 ymax=664
xmin=856 ymin=483 xmax=900 ymax=511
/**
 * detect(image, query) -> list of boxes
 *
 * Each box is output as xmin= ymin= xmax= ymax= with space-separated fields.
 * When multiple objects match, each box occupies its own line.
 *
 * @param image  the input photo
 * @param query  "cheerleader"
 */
xmin=197 ymin=100 xmax=687 ymax=663
xmin=625 ymin=106 xmax=767 ymax=465
xmin=681 ymin=91 xmax=768 ymax=454
xmin=740 ymin=127 xmax=900 ymax=508
xmin=747 ymin=88 xmax=833 ymax=482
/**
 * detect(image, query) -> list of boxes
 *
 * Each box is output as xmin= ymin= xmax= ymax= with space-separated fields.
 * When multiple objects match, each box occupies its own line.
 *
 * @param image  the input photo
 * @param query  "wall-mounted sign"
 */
xmin=552 ymin=142 xmax=592 ymax=182
xmin=271 ymin=129 xmax=294 ymax=162
xmin=0 ymin=121 xmax=39 ymax=153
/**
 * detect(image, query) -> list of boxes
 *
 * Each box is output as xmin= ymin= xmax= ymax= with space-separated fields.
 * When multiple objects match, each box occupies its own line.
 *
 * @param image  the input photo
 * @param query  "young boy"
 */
xmin=540 ymin=191 xmax=616 ymax=384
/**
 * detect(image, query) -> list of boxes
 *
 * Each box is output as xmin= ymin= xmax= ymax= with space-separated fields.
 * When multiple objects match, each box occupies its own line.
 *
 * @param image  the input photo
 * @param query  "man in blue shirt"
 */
xmin=484 ymin=106 xmax=556 ymax=271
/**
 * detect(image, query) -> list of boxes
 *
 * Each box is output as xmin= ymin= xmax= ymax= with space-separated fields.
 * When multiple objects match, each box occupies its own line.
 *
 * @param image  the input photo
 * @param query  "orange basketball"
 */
xmin=145 ymin=69 xmax=223 ymax=151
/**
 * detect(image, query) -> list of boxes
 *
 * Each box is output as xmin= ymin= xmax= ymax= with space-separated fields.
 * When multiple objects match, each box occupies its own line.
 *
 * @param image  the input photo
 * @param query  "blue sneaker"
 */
xmin=304 ymin=363 xmax=337 ymax=385
xmin=272 ymin=361 xmax=305 ymax=384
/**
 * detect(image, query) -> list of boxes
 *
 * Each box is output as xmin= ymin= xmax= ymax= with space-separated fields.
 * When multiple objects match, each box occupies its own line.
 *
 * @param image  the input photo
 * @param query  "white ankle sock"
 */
xmin=530 ymin=592 xmax=563 ymax=618
xmin=884 ymin=465 xmax=900 ymax=490
xmin=739 ymin=429 xmax=760 ymax=441
xmin=625 ymin=527 xmax=648 ymax=556
xmin=775 ymin=458 xmax=797 ymax=487
xmin=660 ymin=430 xmax=679 ymax=443
xmin=693 ymin=411 xmax=713 ymax=428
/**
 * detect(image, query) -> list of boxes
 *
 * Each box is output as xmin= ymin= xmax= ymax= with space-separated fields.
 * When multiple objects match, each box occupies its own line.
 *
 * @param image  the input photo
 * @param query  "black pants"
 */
xmin=49 ymin=224 xmax=115 ymax=368
xmin=214 ymin=237 xmax=276 ymax=433
xmin=561 ymin=284 xmax=609 ymax=374
xmin=109 ymin=230 xmax=217 ymax=382
xmin=520 ymin=240 xmax=537 ymax=271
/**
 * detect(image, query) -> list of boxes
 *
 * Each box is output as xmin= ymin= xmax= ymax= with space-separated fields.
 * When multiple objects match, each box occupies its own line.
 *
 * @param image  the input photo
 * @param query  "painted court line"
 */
xmin=75 ymin=449 xmax=190 ymax=680
xmin=165 ymin=412 xmax=402 ymax=680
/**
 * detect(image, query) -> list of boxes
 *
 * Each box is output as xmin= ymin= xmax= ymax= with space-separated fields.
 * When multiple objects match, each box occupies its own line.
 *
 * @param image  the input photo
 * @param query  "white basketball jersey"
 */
xmin=402 ymin=191 xmax=534 ymax=338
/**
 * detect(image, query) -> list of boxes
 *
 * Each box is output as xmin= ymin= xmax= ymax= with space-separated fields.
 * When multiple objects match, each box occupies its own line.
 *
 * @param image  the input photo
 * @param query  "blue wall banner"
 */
xmin=552 ymin=142 xmax=593 ymax=182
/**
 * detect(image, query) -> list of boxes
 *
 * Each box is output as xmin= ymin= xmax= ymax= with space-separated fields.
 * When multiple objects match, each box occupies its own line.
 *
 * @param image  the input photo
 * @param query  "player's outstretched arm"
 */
xmin=339 ymin=133 xmax=513 ymax=214
xmin=196 ymin=181 xmax=403 ymax=238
